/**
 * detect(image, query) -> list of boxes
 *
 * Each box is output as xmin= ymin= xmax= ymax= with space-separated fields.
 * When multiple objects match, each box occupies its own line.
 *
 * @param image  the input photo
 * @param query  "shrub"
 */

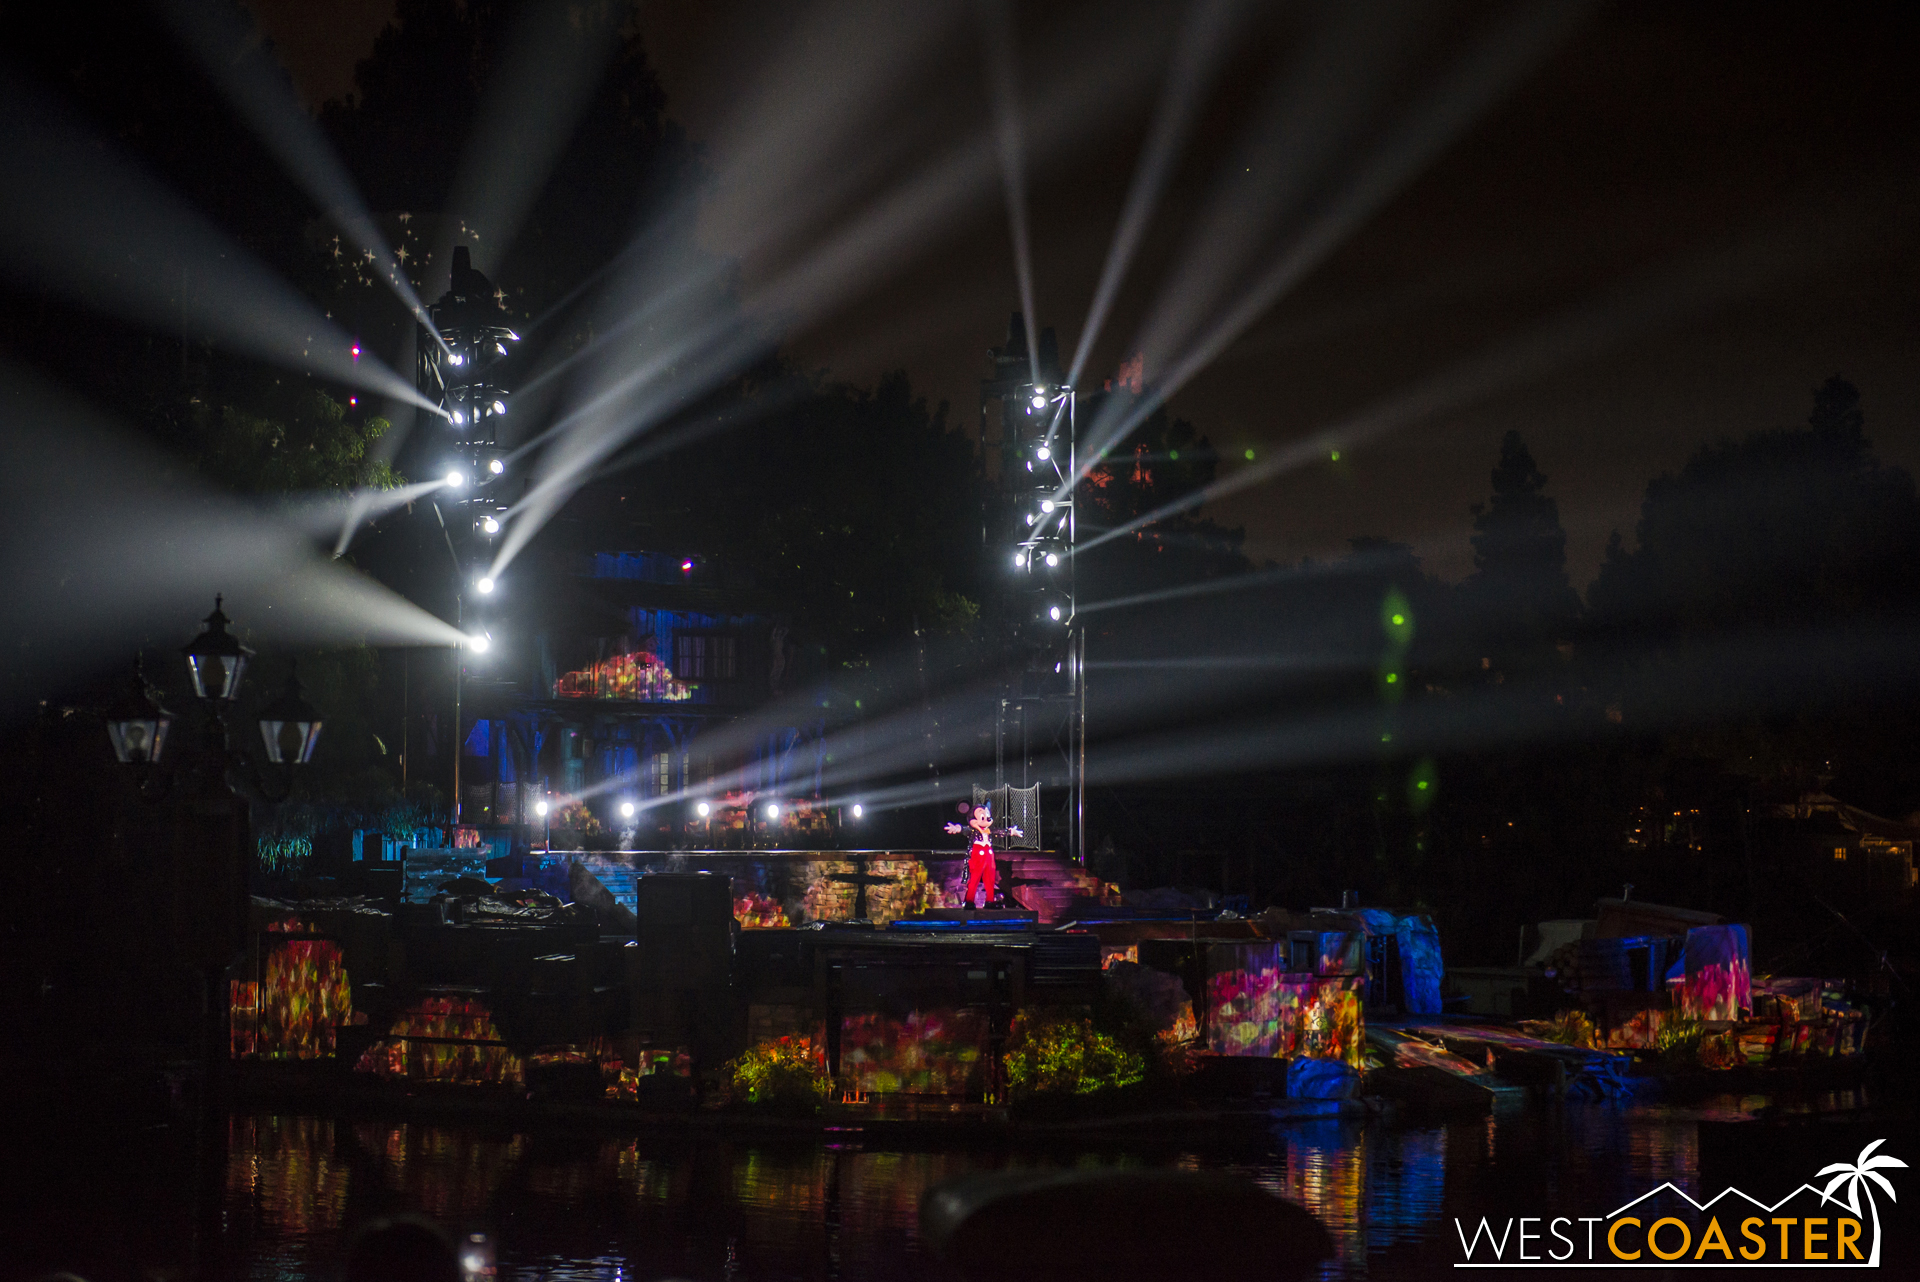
xmin=725 ymin=1036 xmax=830 ymax=1112
xmin=1002 ymin=1011 xmax=1147 ymax=1100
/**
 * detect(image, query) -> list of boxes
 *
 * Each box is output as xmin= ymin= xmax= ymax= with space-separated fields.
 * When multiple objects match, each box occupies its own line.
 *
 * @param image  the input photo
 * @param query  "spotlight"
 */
xmin=481 ymin=517 xmax=500 ymax=534
xmin=620 ymin=801 xmax=636 ymax=819
xmin=495 ymin=343 xmax=507 ymax=355
xmin=445 ymin=470 xmax=466 ymax=488
xmin=535 ymin=800 xmax=549 ymax=817
xmin=1049 ymin=605 xmax=1063 ymax=621
xmin=1036 ymin=445 xmax=1050 ymax=460
xmin=1025 ymin=513 xmax=1036 ymax=526
xmin=466 ymin=634 xmax=490 ymax=652
xmin=452 ymin=411 xmax=465 ymax=425
xmin=505 ymin=330 xmax=520 ymax=341
xmin=348 ymin=397 xmax=357 ymax=407
xmin=1031 ymin=394 xmax=1047 ymax=409
xmin=765 ymin=803 xmax=780 ymax=820
xmin=449 ymin=353 xmax=464 ymax=367
xmin=696 ymin=801 xmax=711 ymax=818
xmin=1013 ymin=551 xmax=1026 ymax=568
xmin=492 ymin=400 xmax=506 ymax=415
xmin=476 ymin=577 xmax=495 ymax=594
xmin=851 ymin=803 xmax=864 ymax=819
xmin=681 ymin=559 xmax=694 ymax=572
xmin=488 ymin=458 xmax=505 ymax=474
xmin=1041 ymin=500 xmax=1056 ymax=513
xmin=1045 ymin=552 xmax=1059 ymax=567
xmin=350 ymin=343 xmax=361 ymax=361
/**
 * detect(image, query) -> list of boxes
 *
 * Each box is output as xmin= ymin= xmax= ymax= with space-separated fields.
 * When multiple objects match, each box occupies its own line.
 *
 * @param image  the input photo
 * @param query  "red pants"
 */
xmin=965 ymin=852 xmax=997 ymax=908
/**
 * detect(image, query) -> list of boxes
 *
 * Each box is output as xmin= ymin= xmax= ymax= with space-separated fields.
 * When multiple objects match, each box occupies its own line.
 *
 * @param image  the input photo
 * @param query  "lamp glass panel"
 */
xmin=108 ymin=716 xmax=171 ymax=765
xmin=260 ymin=718 xmax=322 ymax=765
xmin=188 ymin=652 xmax=248 ymax=701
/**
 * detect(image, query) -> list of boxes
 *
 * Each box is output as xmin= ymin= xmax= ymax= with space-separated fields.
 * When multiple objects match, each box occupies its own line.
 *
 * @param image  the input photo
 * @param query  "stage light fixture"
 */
xmin=445 ymin=470 xmax=466 ymax=488
xmin=851 ymin=804 xmax=864 ymax=819
xmin=488 ymin=458 xmax=505 ymax=474
xmin=620 ymin=801 xmax=636 ymax=818
xmin=765 ymin=803 xmax=780 ymax=820
xmin=452 ymin=411 xmax=465 ymax=425
xmin=481 ymin=517 xmax=500 ymax=534
xmin=1036 ymin=445 xmax=1050 ymax=460
xmin=476 ymin=577 xmax=495 ymax=594
xmin=492 ymin=400 xmax=506 ymax=415
xmin=1031 ymin=394 xmax=1047 ymax=409
xmin=449 ymin=353 xmax=464 ymax=366
xmin=696 ymin=801 xmax=712 ymax=818
xmin=1045 ymin=553 xmax=1059 ymax=567
xmin=535 ymin=800 xmax=549 ymax=817
xmin=1049 ymin=605 xmax=1063 ymax=621
xmin=1041 ymin=499 xmax=1056 ymax=513
xmin=1013 ymin=551 xmax=1026 ymax=568
xmin=467 ymin=634 xmax=490 ymax=653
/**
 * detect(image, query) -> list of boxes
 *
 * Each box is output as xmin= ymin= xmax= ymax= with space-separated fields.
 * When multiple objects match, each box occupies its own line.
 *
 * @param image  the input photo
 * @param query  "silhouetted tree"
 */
xmin=1459 ymin=431 xmax=1581 ymax=675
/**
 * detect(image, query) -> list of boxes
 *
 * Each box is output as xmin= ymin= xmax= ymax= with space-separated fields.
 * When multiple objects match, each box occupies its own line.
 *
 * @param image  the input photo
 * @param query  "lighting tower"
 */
xmin=981 ymin=313 xmax=1085 ymax=864
xmin=418 ymin=246 xmax=519 ymax=822
xmin=420 ymin=246 xmax=518 ymax=539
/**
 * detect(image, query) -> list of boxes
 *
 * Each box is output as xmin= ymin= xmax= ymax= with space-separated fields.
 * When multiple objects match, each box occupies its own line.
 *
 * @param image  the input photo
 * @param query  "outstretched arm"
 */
xmin=1000 ymin=825 xmax=1024 ymax=838
xmin=944 ymin=822 xmax=964 ymax=834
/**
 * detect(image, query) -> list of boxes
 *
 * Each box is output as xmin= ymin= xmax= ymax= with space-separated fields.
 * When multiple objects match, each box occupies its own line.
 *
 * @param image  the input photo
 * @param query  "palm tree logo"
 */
xmin=1817 ymin=1139 xmax=1907 ymax=1267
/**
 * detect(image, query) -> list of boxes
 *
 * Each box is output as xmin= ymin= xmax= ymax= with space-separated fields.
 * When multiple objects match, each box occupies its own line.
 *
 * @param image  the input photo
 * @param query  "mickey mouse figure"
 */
xmin=945 ymin=803 xmax=1023 ymax=909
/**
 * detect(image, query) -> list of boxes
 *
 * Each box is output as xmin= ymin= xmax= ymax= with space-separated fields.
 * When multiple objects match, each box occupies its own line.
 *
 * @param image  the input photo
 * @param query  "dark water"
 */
xmin=12 ymin=1090 xmax=1899 ymax=1280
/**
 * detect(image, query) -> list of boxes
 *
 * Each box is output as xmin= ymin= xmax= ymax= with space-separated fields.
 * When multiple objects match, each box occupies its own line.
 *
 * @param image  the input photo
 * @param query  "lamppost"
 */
xmin=103 ymin=596 xmax=321 ymax=1276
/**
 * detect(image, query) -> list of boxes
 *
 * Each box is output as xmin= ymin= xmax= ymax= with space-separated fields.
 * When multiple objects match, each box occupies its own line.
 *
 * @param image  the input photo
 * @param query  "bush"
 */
xmin=724 ymin=1036 xmax=830 ymax=1112
xmin=1002 ymin=1011 xmax=1147 ymax=1100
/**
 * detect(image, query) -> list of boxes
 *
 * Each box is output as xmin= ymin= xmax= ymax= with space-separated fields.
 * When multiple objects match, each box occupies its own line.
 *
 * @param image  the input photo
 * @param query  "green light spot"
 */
xmin=1391 ymin=614 xmax=1405 ymax=626
xmin=854 ymin=700 xmax=862 ymax=709
xmin=1385 ymin=672 xmax=1398 ymax=684
xmin=1381 ymin=733 xmax=1392 ymax=743
xmin=1417 ymin=780 xmax=1429 ymax=790
xmin=1244 ymin=448 xmax=1255 ymax=461
xmin=1168 ymin=449 xmax=1179 ymax=460
xmin=1330 ymin=450 xmax=1341 ymax=462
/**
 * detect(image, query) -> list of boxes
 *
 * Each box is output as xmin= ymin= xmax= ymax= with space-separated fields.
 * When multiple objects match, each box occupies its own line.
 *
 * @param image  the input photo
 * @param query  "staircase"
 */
xmin=1006 ymin=852 xmax=1108 ymax=924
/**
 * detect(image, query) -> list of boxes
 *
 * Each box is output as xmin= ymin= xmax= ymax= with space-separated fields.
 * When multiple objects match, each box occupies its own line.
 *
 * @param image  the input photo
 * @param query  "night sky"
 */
xmin=246 ymin=1 xmax=1920 ymax=585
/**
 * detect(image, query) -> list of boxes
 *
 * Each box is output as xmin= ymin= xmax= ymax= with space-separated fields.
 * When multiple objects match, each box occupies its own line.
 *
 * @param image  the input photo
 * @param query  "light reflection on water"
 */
xmin=216 ymin=1099 xmax=1758 ymax=1281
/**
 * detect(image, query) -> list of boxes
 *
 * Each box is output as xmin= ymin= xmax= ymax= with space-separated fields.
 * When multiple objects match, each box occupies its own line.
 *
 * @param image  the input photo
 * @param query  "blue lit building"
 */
xmin=456 ymin=546 xmax=829 ymax=844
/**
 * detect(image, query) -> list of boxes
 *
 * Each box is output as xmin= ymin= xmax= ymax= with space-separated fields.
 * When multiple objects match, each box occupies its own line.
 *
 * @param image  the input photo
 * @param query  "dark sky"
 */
xmin=246 ymin=1 xmax=1920 ymax=587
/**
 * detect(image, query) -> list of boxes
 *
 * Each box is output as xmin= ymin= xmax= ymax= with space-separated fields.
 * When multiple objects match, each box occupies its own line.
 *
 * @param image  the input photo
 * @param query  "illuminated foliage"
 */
xmin=725 ymin=1036 xmax=830 ymax=1111
xmin=1002 ymin=1011 xmax=1147 ymax=1099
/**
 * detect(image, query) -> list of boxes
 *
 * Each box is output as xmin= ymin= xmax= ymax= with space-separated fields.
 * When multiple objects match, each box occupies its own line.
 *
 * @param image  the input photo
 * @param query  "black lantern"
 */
xmin=105 ymin=658 xmax=173 ymax=765
xmin=258 ymin=664 xmax=323 ymax=765
xmin=182 ymin=596 xmax=253 ymax=702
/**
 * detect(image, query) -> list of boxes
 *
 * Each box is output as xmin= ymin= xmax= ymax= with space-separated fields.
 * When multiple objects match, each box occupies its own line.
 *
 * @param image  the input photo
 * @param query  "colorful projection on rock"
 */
xmin=231 ymin=918 xmax=355 ymax=1060
xmin=1204 ymin=942 xmax=1365 ymax=1065
xmin=837 ymin=1009 xmax=988 ymax=1096
xmin=553 ymin=648 xmax=694 ymax=702
xmin=734 ymin=892 xmax=792 ymax=928
xmin=353 ymin=994 xmax=525 ymax=1086
xmin=1679 ymin=924 xmax=1752 ymax=1022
